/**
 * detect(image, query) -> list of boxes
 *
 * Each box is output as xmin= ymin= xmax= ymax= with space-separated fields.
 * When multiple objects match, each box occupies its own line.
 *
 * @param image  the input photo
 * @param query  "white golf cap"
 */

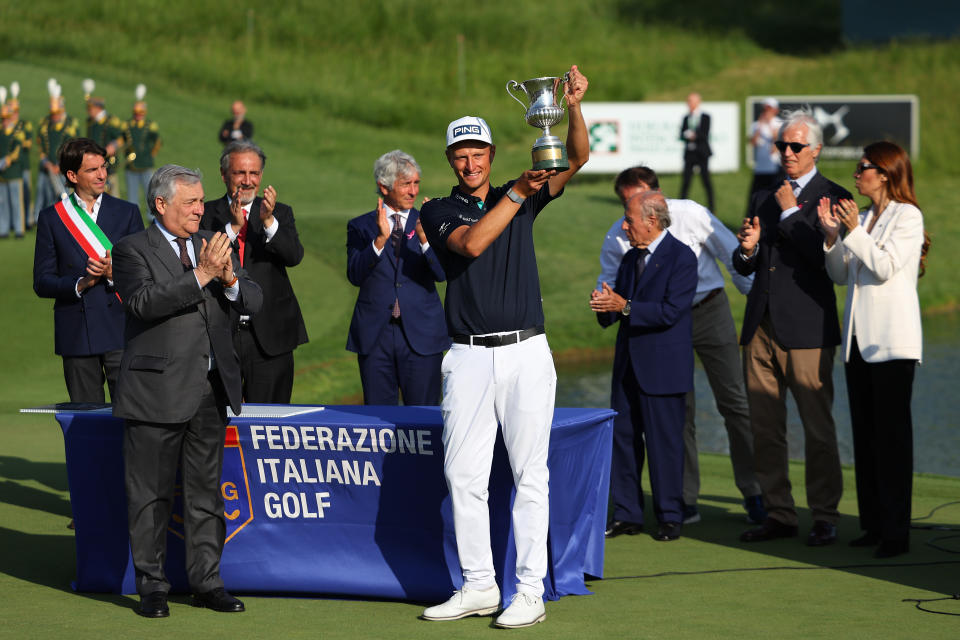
xmin=446 ymin=116 xmax=493 ymax=148
xmin=762 ymin=97 xmax=779 ymax=109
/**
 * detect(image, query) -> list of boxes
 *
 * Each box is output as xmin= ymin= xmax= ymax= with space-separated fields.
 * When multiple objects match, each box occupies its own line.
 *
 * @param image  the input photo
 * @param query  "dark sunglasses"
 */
xmin=774 ymin=141 xmax=810 ymax=154
xmin=855 ymin=162 xmax=881 ymax=174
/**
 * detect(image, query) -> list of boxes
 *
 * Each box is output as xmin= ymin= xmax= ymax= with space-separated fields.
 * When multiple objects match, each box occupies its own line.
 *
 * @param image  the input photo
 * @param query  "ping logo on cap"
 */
xmin=453 ymin=125 xmax=481 ymax=137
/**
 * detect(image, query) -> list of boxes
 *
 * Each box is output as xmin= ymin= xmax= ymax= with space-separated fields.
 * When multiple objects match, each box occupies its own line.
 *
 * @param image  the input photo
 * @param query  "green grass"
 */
xmin=4 ymin=412 xmax=960 ymax=639
xmin=1 ymin=5 xmax=959 ymax=636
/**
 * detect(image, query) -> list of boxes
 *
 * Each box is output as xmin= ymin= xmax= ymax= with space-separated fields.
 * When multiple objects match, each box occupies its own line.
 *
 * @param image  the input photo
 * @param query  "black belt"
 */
xmin=452 ymin=326 xmax=544 ymax=348
xmin=692 ymin=288 xmax=723 ymax=310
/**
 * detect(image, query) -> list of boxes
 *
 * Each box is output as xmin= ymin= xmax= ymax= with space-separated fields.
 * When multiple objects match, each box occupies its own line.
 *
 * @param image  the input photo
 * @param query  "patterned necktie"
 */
xmin=635 ymin=248 xmax=650 ymax=281
xmin=391 ymin=214 xmax=403 ymax=318
xmin=175 ymin=237 xmax=192 ymax=272
xmin=391 ymin=213 xmax=403 ymax=256
xmin=789 ymin=180 xmax=801 ymax=196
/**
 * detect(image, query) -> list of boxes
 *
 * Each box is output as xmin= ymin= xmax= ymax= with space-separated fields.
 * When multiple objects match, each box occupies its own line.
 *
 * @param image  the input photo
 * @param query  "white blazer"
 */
xmin=824 ymin=201 xmax=924 ymax=363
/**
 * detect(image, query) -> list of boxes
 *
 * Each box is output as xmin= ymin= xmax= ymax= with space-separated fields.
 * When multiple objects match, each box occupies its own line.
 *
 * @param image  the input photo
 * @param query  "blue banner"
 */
xmin=58 ymin=405 xmax=614 ymax=605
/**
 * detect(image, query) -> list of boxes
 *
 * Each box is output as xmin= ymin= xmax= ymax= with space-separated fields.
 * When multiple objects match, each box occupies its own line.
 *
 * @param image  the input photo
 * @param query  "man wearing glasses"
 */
xmin=733 ymin=109 xmax=851 ymax=548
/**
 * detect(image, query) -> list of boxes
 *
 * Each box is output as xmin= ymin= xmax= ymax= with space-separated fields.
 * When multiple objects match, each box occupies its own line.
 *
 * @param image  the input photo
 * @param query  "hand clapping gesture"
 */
xmin=738 ymin=216 xmax=761 ymax=256
xmin=196 ymin=232 xmax=234 ymax=287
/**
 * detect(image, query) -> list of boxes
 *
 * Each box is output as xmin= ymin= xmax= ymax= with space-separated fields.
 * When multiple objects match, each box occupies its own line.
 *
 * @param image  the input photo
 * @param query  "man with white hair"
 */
xmin=345 ymin=149 xmax=449 ymax=405
xmin=734 ymin=109 xmax=851 ymax=547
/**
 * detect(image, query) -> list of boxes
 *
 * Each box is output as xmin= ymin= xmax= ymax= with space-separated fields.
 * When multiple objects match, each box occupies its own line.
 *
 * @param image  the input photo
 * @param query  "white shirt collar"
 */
xmin=792 ymin=166 xmax=818 ymax=191
xmin=72 ymin=192 xmax=104 ymax=221
xmin=382 ymin=202 xmax=410 ymax=225
xmin=645 ymin=228 xmax=668 ymax=256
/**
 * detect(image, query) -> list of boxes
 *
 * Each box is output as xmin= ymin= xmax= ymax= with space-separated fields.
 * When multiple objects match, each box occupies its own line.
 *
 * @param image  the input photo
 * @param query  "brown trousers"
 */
xmin=743 ymin=315 xmax=842 ymax=526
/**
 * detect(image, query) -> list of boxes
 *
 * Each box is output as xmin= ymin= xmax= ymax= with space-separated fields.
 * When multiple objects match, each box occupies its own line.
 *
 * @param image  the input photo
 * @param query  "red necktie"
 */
xmin=237 ymin=218 xmax=248 ymax=267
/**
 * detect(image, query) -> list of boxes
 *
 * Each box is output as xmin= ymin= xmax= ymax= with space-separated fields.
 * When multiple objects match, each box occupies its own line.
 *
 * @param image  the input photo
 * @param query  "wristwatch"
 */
xmin=621 ymin=300 xmax=631 ymax=317
xmin=506 ymin=188 xmax=526 ymax=204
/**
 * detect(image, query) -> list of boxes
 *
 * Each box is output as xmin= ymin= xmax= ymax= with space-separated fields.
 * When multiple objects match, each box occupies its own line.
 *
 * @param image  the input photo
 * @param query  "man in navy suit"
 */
xmin=734 ymin=110 xmax=850 ymax=547
xmin=201 ymin=140 xmax=308 ymax=403
xmin=346 ymin=150 xmax=449 ymax=405
xmin=33 ymin=137 xmax=143 ymax=402
xmin=590 ymin=191 xmax=698 ymax=542
xmin=679 ymin=92 xmax=714 ymax=212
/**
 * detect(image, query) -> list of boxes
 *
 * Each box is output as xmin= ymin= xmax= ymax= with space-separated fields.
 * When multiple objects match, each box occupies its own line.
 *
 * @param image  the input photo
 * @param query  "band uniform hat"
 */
xmin=446 ymin=116 xmax=493 ymax=148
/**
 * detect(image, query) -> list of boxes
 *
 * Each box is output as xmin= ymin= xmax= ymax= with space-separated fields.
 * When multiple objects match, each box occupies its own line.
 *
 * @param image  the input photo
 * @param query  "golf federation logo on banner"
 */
xmin=167 ymin=425 xmax=254 ymax=543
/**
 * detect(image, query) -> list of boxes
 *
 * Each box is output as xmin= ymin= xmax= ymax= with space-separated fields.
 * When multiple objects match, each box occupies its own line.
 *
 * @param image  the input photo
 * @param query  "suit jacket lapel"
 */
xmin=190 ymin=233 xmax=212 ymax=323
xmin=635 ymin=233 xmax=671 ymax=290
xmin=147 ymin=224 xmax=186 ymax=278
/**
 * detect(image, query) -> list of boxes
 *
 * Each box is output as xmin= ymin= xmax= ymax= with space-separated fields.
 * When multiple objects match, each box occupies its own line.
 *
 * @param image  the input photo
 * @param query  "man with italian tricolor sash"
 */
xmin=33 ymin=138 xmax=143 ymax=403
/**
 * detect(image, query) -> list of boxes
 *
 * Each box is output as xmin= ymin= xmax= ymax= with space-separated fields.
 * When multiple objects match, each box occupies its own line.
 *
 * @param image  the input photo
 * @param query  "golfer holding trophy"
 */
xmin=419 ymin=65 xmax=589 ymax=628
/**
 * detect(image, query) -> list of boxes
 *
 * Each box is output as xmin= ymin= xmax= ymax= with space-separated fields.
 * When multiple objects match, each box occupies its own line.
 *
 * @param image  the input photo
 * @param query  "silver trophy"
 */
xmin=506 ymin=73 xmax=570 ymax=171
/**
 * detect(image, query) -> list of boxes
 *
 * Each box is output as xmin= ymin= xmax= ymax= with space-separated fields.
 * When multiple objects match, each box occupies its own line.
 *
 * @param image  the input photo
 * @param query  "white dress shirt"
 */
xmin=597 ymin=198 xmax=754 ymax=304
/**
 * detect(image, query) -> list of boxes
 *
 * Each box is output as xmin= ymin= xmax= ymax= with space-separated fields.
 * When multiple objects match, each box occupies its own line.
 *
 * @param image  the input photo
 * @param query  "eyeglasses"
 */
xmin=774 ymin=141 xmax=810 ymax=154
xmin=855 ymin=162 xmax=881 ymax=175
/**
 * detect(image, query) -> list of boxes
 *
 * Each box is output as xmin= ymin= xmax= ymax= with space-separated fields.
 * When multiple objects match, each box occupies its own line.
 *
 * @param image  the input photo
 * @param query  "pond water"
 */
xmin=555 ymin=311 xmax=960 ymax=478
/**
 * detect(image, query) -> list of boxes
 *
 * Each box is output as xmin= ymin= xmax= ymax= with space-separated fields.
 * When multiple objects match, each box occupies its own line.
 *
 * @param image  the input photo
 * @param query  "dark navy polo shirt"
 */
xmin=420 ymin=180 xmax=561 ymax=336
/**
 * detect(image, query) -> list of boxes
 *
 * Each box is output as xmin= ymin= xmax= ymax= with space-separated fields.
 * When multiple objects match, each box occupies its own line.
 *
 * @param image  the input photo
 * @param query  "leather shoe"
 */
xmin=137 ymin=591 xmax=169 ymax=618
xmin=654 ymin=522 xmax=681 ymax=541
xmin=806 ymin=520 xmax=838 ymax=547
xmin=849 ymin=532 xmax=881 ymax=547
xmin=874 ymin=539 xmax=909 ymax=558
xmin=605 ymin=520 xmax=643 ymax=538
xmin=192 ymin=587 xmax=245 ymax=612
xmin=740 ymin=518 xmax=798 ymax=542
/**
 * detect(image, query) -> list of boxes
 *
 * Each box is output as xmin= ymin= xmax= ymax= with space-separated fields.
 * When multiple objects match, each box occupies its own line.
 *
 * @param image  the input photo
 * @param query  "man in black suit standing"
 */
xmin=733 ymin=110 xmax=850 ymax=547
xmin=679 ymin=92 xmax=714 ymax=212
xmin=201 ymin=140 xmax=308 ymax=403
xmin=112 ymin=164 xmax=262 ymax=618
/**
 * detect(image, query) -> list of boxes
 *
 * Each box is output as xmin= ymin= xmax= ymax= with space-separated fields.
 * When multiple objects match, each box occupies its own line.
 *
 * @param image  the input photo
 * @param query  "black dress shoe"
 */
xmin=874 ymin=539 xmax=909 ymax=558
xmin=849 ymin=532 xmax=881 ymax=547
xmin=605 ymin=520 xmax=643 ymax=538
xmin=654 ymin=522 xmax=681 ymax=541
xmin=806 ymin=520 xmax=838 ymax=546
xmin=137 ymin=591 xmax=169 ymax=618
xmin=192 ymin=587 xmax=245 ymax=612
xmin=740 ymin=518 xmax=798 ymax=542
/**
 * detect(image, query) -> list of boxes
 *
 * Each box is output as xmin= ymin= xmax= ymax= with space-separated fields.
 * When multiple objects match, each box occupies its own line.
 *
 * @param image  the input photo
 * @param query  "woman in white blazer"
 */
xmin=817 ymin=141 xmax=927 ymax=560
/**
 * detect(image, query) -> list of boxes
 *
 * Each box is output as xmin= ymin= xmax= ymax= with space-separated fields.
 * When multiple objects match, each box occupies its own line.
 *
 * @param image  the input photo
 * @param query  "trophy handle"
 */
xmin=506 ymin=81 xmax=528 ymax=111
xmin=558 ymin=72 xmax=571 ymax=109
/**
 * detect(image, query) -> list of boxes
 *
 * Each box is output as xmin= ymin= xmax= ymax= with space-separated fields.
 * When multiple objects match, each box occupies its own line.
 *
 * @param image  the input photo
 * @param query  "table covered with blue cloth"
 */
xmin=56 ymin=405 xmax=614 ymax=606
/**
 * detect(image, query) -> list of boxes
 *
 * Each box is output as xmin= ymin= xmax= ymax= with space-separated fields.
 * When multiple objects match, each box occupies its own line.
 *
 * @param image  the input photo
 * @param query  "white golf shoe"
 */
xmin=494 ymin=592 xmax=545 ymax=628
xmin=422 ymin=585 xmax=501 ymax=621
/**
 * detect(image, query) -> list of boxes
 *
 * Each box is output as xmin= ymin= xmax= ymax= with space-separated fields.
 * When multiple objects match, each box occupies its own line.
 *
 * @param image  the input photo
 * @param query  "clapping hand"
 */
xmin=738 ymin=216 xmax=761 ymax=256
xmin=817 ymin=197 xmax=841 ymax=247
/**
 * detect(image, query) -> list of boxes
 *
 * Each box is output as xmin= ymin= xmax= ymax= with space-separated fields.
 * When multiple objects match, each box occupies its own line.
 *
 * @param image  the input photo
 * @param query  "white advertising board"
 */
xmin=581 ymin=102 xmax=740 ymax=174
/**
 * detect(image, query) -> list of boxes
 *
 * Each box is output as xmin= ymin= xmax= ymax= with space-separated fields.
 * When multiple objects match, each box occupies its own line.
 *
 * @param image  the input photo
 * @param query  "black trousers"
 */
xmin=846 ymin=337 xmax=916 ymax=544
xmin=62 ymin=349 xmax=122 ymax=402
xmin=124 ymin=371 xmax=229 ymax=596
xmin=235 ymin=325 xmax=294 ymax=404
xmin=680 ymin=152 xmax=714 ymax=212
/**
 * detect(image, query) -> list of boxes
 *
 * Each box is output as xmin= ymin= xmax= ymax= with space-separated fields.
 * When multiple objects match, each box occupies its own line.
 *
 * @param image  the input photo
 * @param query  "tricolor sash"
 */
xmin=54 ymin=194 xmax=112 ymax=260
